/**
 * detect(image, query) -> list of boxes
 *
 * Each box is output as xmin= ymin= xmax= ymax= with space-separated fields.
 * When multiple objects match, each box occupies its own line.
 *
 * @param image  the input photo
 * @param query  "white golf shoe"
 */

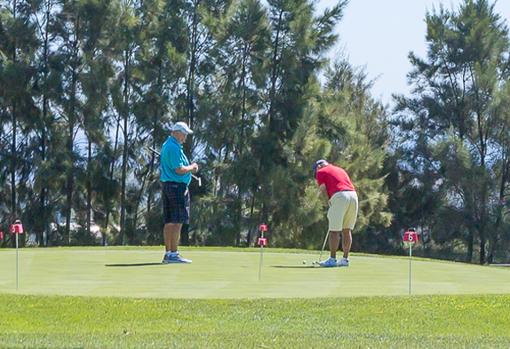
xmin=162 ymin=252 xmax=192 ymax=264
xmin=319 ymin=257 xmax=337 ymax=267
xmin=337 ymin=258 xmax=349 ymax=267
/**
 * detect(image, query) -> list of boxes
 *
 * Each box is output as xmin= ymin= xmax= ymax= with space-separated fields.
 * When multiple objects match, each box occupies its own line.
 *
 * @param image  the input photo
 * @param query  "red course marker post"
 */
xmin=403 ymin=228 xmax=419 ymax=295
xmin=9 ymin=221 xmax=24 ymax=290
xmin=258 ymin=224 xmax=268 ymax=281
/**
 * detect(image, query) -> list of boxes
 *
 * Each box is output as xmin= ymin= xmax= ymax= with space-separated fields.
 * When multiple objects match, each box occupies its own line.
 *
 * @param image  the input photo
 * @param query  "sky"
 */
xmin=319 ymin=0 xmax=510 ymax=106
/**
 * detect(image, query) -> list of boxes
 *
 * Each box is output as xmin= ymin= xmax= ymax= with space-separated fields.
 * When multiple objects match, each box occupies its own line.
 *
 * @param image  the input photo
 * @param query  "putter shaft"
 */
xmin=317 ymin=230 xmax=330 ymax=264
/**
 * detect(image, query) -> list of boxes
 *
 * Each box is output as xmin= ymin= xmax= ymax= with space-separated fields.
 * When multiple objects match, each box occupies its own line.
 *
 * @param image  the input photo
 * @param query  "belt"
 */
xmin=163 ymin=181 xmax=189 ymax=195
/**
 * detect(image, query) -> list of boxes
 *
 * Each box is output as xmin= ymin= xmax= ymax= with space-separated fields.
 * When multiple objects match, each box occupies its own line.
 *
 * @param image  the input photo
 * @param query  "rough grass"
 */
xmin=0 ymin=294 xmax=509 ymax=348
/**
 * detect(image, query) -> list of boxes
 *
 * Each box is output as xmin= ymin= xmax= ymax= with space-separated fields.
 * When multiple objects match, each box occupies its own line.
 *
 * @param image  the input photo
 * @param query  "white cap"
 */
xmin=171 ymin=121 xmax=193 ymax=135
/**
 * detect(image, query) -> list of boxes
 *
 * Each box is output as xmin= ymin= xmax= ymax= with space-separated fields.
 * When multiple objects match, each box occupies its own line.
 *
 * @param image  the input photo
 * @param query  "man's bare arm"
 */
xmin=175 ymin=163 xmax=199 ymax=175
xmin=318 ymin=184 xmax=329 ymax=204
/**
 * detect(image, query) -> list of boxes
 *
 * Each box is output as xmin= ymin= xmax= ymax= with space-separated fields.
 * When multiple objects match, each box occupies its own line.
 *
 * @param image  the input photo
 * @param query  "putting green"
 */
xmin=0 ymin=247 xmax=509 ymax=298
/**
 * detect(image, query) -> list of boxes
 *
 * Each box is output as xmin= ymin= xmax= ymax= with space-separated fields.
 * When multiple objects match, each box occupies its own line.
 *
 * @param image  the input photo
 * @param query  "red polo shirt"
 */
xmin=316 ymin=164 xmax=355 ymax=199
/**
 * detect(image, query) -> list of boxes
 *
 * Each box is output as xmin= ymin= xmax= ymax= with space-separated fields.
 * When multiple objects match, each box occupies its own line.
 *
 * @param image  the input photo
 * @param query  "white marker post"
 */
xmin=403 ymin=228 xmax=419 ymax=295
xmin=258 ymin=224 xmax=268 ymax=281
xmin=10 ymin=221 xmax=24 ymax=290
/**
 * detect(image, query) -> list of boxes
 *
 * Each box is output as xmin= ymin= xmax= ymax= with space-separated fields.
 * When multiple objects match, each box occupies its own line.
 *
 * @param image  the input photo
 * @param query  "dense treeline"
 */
xmin=1 ymin=0 xmax=509 ymax=264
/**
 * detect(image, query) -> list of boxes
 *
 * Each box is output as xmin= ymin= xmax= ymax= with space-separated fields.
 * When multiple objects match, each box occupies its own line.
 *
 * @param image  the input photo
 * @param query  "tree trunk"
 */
xmin=40 ymin=105 xmax=47 ymax=246
xmin=478 ymin=167 xmax=488 ymax=265
xmin=186 ymin=0 xmax=199 ymax=129
xmin=246 ymin=191 xmax=256 ymax=247
xmin=119 ymin=50 xmax=130 ymax=245
xmin=10 ymin=104 xmax=17 ymax=223
xmin=86 ymin=139 xmax=92 ymax=238
xmin=64 ymin=14 xmax=81 ymax=245
xmin=65 ymin=31 xmax=79 ymax=245
xmin=103 ymin=115 xmax=121 ymax=246
xmin=146 ymin=133 xmax=157 ymax=217
xmin=39 ymin=0 xmax=52 ymax=247
xmin=489 ymin=157 xmax=510 ymax=263
xmin=146 ymin=65 xmax=162 ymax=220
xmin=183 ymin=0 xmax=202 ymax=162
xmin=133 ymin=166 xmax=149 ymax=242
xmin=10 ymin=0 xmax=18 ymax=227
xmin=236 ymin=45 xmax=249 ymax=246
xmin=65 ymin=95 xmax=75 ymax=245
xmin=267 ymin=9 xmax=283 ymax=126
xmin=479 ymin=231 xmax=486 ymax=265
xmin=467 ymin=229 xmax=474 ymax=263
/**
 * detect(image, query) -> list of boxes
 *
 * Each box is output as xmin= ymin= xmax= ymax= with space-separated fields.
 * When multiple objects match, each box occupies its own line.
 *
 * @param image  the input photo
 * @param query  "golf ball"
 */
xmin=302 ymin=260 xmax=307 ymax=264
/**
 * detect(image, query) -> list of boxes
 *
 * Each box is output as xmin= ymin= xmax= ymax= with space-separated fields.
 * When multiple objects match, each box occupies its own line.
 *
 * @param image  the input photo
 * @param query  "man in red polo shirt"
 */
xmin=313 ymin=159 xmax=358 ymax=267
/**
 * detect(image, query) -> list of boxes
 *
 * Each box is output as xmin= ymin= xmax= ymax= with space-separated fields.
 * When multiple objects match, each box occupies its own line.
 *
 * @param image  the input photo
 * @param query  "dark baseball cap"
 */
xmin=312 ymin=159 xmax=328 ymax=173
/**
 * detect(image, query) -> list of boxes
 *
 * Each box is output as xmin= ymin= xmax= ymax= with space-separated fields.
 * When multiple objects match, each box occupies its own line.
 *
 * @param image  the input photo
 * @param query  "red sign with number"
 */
xmin=10 ymin=223 xmax=24 ymax=234
xmin=258 ymin=237 xmax=268 ymax=247
xmin=403 ymin=230 xmax=419 ymax=243
xmin=259 ymin=224 xmax=268 ymax=232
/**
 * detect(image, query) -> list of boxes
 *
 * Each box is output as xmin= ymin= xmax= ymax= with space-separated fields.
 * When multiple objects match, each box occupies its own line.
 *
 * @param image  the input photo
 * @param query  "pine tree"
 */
xmin=51 ymin=0 xmax=88 ymax=244
xmin=109 ymin=0 xmax=142 ymax=244
xmin=253 ymin=0 xmax=346 ymax=242
xmin=196 ymin=0 xmax=270 ymax=245
xmin=129 ymin=0 xmax=188 ymax=243
xmin=283 ymin=60 xmax=391 ymax=248
xmin=0 ymin=0 xmax=39 ymax=246
xmin=393 ymin=0 xmax=510 ymax=263
xmin=79 ymin=0 xmax=117 ymax=240
xmin=27 ymin=0 xmax=64 ymax=246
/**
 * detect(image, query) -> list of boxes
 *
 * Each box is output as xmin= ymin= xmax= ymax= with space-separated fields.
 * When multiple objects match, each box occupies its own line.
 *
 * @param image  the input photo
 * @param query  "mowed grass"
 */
xmin=0 ymin=294 xmax=509 ymax=348
xmin=0 ymin=247 xmax=510 ymax=348
xmin=0 ymin=247 xmax=510 ymax=298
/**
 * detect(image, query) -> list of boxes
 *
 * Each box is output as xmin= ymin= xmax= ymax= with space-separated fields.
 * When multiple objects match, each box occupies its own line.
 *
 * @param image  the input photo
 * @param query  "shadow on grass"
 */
xmin=105 ymin=262 xmax=163 ymax=267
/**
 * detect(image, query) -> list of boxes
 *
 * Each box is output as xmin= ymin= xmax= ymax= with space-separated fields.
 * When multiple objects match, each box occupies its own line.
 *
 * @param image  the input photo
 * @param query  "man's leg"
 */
xmin=341 ymin=229 xmax=352 ymax=259
xmin=319 ymin=230 xmax=341 ymax=267
xmin=329 ymin=231 xmax=341 ymax=259
xmin=162 ymin=222 xmax=191 ymax=263
xmin=164 ymin=223 xmax=182 ymax=252
xmin=340 ymin=192 xmax=357 ymax=263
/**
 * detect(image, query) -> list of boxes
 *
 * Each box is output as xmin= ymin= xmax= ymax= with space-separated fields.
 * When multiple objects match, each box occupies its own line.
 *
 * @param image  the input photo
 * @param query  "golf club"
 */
xmin=147 ymin=146 xmax=202 ymax=186
xmin=301 ymin=229 xmax=329 ymax=267
xmin=317 ymin=229 xmax=330 ymax=264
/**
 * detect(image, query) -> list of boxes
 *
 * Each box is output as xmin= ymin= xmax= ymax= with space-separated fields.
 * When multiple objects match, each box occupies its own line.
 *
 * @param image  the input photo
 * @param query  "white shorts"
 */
xmin=327 ymin=191 xmax=358 ymax=231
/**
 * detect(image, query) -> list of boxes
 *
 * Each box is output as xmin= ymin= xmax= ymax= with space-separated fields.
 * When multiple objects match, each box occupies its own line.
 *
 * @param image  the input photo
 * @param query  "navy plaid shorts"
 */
xmin=162 ymin=181 xmax=190 ymax=224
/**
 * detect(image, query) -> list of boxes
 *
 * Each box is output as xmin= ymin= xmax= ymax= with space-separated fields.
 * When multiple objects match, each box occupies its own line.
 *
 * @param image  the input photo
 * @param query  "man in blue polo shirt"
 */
xmin=160 ymin=121 xmax=198 ymax=264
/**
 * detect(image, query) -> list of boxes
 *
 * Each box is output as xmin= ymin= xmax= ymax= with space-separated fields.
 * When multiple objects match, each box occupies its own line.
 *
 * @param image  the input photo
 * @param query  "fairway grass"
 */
xmin=0 ymin=247 xmax=510 ymax=298
xmin=0 ymin=294 xmax=509 ymax=348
